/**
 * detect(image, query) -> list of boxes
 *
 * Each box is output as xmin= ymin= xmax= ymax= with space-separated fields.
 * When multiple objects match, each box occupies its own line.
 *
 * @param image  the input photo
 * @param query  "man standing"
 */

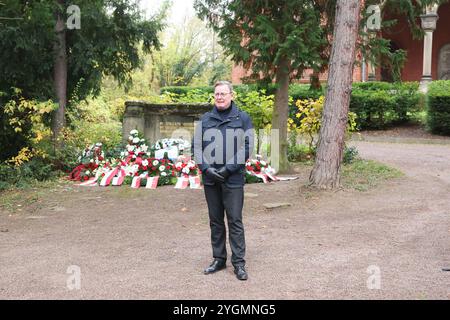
xmin=193 ymin=81 xmax=254 ymax=281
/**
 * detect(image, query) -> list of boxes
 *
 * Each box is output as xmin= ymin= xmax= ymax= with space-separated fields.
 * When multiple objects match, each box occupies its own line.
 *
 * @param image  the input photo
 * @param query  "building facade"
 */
xmin=231 ymin=3 xmax=450 ymax=91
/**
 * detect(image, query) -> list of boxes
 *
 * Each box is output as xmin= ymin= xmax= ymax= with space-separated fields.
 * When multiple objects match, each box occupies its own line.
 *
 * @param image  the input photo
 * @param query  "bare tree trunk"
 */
xmin=310 ymin=71 xmax=322 ymax=90
xmin=52 ymin=0 xmax=67 ymax=148
xmin=309 ymin=0 xmax=361 ymax=188
xmin=271 ymin=56 xmax=290 ymax=173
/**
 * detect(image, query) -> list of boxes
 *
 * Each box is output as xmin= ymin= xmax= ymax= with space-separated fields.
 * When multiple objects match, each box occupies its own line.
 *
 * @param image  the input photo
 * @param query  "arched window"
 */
xmin=438 ymin=43 xmax=450 ymax=80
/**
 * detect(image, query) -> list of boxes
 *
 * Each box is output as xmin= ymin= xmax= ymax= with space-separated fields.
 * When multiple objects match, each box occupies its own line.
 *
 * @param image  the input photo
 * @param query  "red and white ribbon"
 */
xmin=131 ymin=173 xmax=148 ymax=189
xmin=265 ymin=172 xmax=279 ymax=182
xmin=100 ymin=168 xmax=119 ymax=187
xmin=145 ymin=176 xmax=159 ymax=189
xmin=174 ymin=176 xmax=189 ymax=189
xmin=248 ymin=170 xmax=269 ymax=183
xmin=78 ymin=177 xmax=98 ymax=186
xmin=111 ymin=169 xmax=126 ymax=186
xmin=189 ymin=175 xmax=202 ymax=189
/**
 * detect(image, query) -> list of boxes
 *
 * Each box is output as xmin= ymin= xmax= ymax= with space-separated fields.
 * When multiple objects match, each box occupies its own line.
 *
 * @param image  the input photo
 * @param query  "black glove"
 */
xmin=206 ymin=168 xmax=225 ymax=183
xmin=217 ymin=167 xmax=230 ymax=180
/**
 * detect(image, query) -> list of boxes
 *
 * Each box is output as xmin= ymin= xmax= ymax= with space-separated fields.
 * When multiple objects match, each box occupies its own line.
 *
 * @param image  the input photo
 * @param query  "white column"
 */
xmin=419 ymin=12 xmax=438 ymax=92
xmin=422 ymin=31 xmax=434 ymax=80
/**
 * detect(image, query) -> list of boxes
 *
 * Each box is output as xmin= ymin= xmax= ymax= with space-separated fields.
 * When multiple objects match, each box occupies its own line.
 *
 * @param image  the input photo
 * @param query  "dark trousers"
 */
xmin=204 ymin=184 xmax=246 ymax=267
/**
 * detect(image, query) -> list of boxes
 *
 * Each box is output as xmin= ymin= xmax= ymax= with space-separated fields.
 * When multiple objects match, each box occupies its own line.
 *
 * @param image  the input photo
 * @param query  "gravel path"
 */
xmin=0 ymin=140 xmax=449 ymax=299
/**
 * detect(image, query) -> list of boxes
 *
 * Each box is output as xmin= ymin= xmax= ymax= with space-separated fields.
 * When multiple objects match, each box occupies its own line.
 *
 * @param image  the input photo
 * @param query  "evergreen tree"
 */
xmin=195 ymin=0 xmax=327 ymax=172
xmin=0 ymin=0 xmax=166 ymax=153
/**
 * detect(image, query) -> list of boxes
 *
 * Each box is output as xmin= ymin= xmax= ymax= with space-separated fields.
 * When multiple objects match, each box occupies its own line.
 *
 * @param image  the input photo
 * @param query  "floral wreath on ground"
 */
xmin=70 ymin=130 xmax=277 ymax=188
xmin=69 ymin=142 xmax=105 ymax=181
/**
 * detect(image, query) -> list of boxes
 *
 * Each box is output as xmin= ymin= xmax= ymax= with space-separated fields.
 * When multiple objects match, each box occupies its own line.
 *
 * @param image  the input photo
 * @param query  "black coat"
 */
xmin=192 ymin=101 xmax=254 ymax=187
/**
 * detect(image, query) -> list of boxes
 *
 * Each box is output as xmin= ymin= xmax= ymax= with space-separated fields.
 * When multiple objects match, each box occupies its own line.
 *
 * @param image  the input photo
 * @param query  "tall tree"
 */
xmin=194 ymin=0 xmax=327 ymax=173
xmin=309 ymin=0 xmax=447 ymax=189
xmin=151 ymin=14 xmax=229 ymax=87
xmin=0 ymin=0 xmax=166 ymax=151
xmin=309 ymin=0 xmax=361 ymax=188
xmin=53 ymin=0 xmax=68 ymax=145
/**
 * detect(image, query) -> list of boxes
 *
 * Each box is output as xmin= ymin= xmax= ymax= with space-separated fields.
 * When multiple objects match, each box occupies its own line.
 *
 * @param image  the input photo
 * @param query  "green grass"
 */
xmin=341 ymin=159 xmax=404 ymax=191
xmin=0 ymin=178 xmax=68 ymax=213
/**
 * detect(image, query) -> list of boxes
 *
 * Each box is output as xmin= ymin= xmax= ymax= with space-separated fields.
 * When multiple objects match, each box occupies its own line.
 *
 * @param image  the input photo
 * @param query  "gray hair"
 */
xmin=214 ymin=80 xmax=233 ymax=93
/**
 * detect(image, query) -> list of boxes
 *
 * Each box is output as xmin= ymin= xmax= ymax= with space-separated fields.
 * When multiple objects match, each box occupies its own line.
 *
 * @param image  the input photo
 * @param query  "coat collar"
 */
xmin=211 ymin=101 xmax=239 ymax=120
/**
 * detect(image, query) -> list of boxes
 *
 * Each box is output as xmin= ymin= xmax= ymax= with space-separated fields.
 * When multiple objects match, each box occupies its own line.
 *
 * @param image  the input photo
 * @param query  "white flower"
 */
xmin=142 ymin=160 xmax=149 ymax=167
xmin=159 ymin=165 xmax=165 ymax=171
xmin=133 ymin=137 xmax=140 ymax=144
xmin=140 ymin=139 xmax=145 ymax=143
xmin=120 ymin=151 xmax=125 ymax=157
xmin=130 ymin=129 xmax=138 ymax=135
xmin=141 ymin=145 xmax=148 ymax=152
xmin=152 ymin=160 xmax=159 ymax=166
xmin=135 ymin=147 xmax=141 ymax=154
xmin=85 ymin=170 xmax=91 ymax=175
xmin=182 ymin=167 xmax=190 ymax=174
xmin=127 ymin=145 xmax=134 ymax=152
xmin=123 ymin=165 xmax=134 ymax=176
xmin=187 ymin=160 xmax=196 ymax=169
xmin=160 ymin=172 xmax=167 ymax=176
xmin=260 ymin=160 xmax=267 ymax=166
xmin=132 ymin=164 xmax=139 ymax=172
xmin=128 ymin=136 xmax=133 ymax=141
xmin=154 ymin=144 xmax=160 ymax=150
xmin=175 ymin=162 xmax=182 ymax=169
xmin=246 ymin=161 xmax=251 ymax=167
xmin=90 ymin=159 xmax=94 ymax=163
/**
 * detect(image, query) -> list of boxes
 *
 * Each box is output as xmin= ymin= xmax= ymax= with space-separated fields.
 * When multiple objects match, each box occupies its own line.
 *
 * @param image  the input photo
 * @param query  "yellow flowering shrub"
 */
xmin=288 ymin=96 xmax=357 ymax=150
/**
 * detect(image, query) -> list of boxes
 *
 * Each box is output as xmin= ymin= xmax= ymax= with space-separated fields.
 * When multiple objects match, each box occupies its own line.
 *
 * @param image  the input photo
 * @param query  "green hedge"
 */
xmin=161 ymin=82 xmax=422 ymax=130
xmin=427 ymin=80 xmax=450 ymax=135
xmin=161 ymin=83 xmax=322 ymax=99
xmin=350 ymin=82 xmax=422 ymax=129
xmin=160 ymin=84 xmax=265 ymax=95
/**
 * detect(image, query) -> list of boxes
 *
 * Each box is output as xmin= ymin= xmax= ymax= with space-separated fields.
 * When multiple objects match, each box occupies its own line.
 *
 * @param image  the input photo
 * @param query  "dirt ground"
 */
xmin=1 ymin=125 xmax=450 ymax=300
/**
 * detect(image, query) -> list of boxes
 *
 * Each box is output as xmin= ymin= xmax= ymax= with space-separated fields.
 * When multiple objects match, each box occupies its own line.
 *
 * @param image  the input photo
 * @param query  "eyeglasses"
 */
xmin=214 ymin=92 xmax=231 ymax=98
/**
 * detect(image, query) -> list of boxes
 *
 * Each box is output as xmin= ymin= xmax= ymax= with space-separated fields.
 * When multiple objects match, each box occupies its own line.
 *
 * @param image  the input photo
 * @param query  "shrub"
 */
xmin=287 ymin=144 xmax=315 ymax=163
xmin=289 ymin=96 xmax=357 ymax=150
xmin=343 ymin=145 xmax=359 ymax=164
xmin=0 ymin=156 xmax=56 ymax=191
xmin=350 ymin=81 xmax=421 ymax=129
xmin=426 ymin=80 xmax=450 ymax=135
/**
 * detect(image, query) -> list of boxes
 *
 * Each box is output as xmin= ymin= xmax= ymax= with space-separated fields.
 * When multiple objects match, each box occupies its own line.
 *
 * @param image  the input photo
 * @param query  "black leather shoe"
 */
xmin=204 ymin=259 xmax=226 ymax=274
xmin=234 ymin=266 xmax=248 ymax=280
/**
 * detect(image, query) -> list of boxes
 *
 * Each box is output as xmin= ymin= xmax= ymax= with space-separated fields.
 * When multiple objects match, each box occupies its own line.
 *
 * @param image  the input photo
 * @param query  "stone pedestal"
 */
xmin=123 ymin=102 xmax=212 ymax=145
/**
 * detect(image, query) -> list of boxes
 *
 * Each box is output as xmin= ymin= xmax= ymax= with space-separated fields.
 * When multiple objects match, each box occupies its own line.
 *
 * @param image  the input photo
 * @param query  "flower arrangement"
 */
xmin=175 ymin=159 xmax=200 ymax=177
xmin=151 ymin=138 xmax=190 ymax=160
xmin=245 ymin=156 xmax=278 ymax=183
xmin=153 ymin=138 xmax=190 ymax=152
xmin=145 ymin=158 xmax=178 ymax=185
xmin=70 ymin=143 xmax=105 ymax=181
xmin=122 ymin=129 xmax=150 ymax=160
xmin=70 ymin=130 xmax=278 ymax=188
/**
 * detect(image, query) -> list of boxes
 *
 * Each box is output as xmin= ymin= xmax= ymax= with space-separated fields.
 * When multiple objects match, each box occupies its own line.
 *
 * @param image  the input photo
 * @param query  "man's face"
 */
xmin=214 ymin=85 xmax=233 ymax=110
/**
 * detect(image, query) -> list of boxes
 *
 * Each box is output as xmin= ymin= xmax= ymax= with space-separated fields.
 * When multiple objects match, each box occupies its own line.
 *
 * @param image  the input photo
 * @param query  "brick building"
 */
xmin=231 ymin=3 xmax=450 ymax=90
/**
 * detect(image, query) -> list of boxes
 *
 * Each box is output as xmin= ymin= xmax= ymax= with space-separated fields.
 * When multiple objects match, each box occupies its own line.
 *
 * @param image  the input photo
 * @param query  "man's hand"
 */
xmin=206 ymin=168 xmax=225 ymax=183
xmin=217 ymin=167 xmax=230 ymax=180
